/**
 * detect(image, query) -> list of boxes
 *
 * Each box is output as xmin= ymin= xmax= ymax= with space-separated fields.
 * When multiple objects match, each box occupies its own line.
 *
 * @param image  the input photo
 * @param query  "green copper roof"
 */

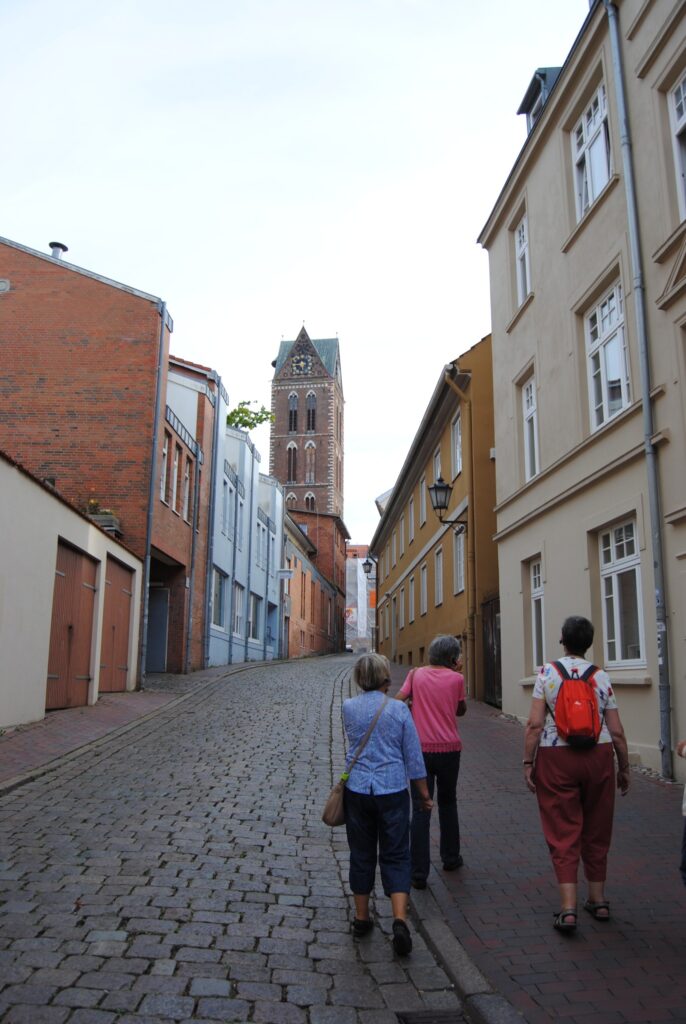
xmin=274 ymin=332 xmax=339 ymax=377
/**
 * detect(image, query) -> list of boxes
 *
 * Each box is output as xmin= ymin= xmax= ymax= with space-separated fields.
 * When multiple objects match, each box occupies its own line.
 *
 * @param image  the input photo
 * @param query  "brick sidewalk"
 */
xmin=388 ymin=662 xmax=686 ymax=1024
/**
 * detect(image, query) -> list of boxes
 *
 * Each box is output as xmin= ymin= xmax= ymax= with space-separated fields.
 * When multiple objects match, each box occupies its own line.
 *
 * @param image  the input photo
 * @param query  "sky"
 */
xmin=2 ymin=0 xmax=591 ymax=543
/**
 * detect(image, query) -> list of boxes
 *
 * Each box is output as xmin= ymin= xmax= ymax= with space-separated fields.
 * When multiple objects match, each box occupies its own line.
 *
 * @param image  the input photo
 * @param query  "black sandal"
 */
xmin=583 ymin=899 xmax=610 ymax=921
xmin=352 ymin=918 xmax=373 ymax=937
xmin=553 ymin=908 xmax=577 ymax=932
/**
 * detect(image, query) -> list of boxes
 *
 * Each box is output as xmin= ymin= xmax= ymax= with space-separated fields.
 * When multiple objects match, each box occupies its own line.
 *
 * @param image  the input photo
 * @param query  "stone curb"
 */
xmin=410 ymin=886 xmax=525 ymax=1024
xmin=0 ymin=660 xmax=267 ymax=798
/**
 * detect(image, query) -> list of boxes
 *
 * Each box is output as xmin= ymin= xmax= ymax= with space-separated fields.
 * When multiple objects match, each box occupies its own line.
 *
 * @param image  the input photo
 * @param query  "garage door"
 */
xmin=99 ymin=556 xmax=134 ymax=692
xmin=46 ymin=542 xmax=97 ymax=710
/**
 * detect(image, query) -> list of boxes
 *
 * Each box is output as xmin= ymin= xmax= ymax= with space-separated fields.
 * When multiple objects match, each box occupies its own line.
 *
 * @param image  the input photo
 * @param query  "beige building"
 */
xmin=369 ymin=337 xmax=499 ymax=703
xmin=478 ymin=0 xmax=686 ymax=778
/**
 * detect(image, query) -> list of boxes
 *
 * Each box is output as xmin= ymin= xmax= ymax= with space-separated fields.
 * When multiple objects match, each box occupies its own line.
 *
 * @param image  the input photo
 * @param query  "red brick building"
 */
xmin=0 ymin=236 xmax=210 ymax=683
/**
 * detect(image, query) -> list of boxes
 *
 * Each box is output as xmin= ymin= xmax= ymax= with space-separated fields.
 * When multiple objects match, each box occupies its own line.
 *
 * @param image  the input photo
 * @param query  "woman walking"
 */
xmin=343 ymin=653 xmax=432 ymax=955
xmin=523 ymin=615 xmax=630 ymax=932
xmin=396 ymin=635 xmax=467 ymax=888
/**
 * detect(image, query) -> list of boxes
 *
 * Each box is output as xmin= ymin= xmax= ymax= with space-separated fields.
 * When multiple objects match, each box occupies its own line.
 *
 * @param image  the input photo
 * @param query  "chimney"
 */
xmin=49 ymin=241 xmax=68 ymax=259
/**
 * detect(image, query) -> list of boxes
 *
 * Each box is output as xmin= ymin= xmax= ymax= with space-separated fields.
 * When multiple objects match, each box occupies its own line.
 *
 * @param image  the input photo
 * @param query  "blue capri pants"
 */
xmin=343 ymin=788 xmax=411 ymax=896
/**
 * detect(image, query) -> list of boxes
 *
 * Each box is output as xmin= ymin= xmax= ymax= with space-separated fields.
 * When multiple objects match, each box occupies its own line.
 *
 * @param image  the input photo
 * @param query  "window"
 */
xmin=531 ymin=560 xmax=545 ymax=671
xmin=222 ymin=480 xmax=229 ymax=534
xmin=392 ymin=531 xmax=397 ymax=567
xmin=305 ymin=492 xmax=315 ymax=511
xmin=435 ymin=548 xmax=443 ymax=606
xmin=287 ymin=443 xmax=297 ymax=483
xmin=183 ymin=457 xmax=192 ymax=520
xmin=399 ymin=587 xmax=405 ymax=629
xmin=232 ymin=582 xmax=244 ymax=636
xmin=586 ymin=283 xmax=630 ymax=429
xmin=670 ymin=72 xmax=686 ymax=217
xmin=419 ymin=476 xmax=427 ymax=525
xmin=160 ymin=432 xmax=170 ymax=502
xmin=453 ymin=531 xmax=465 ymax=594
xmin=237 ymin=499 xmax=244 ymax=549
xmin=172 ymin=444 xmax=181 ymax=511
xmin=409 ymin=576 xmax=415 ymax=623
xmin=600 ymin=519 xmax=643 ymax=664
xmin=248 ymin=593 xmax=261 ymax=640
xmin=212 ymin=569 xmax=226 ymax=628
xmin=573 ymin=83 xmax=611 ymax=219
xmin=306 ymin=391 xmax=316 ymax=431
xmin=301 ymin=572 xmax=306 ymax=618
xmin=515 ymin=213 xmax=531 ymax=305
xmin=522 ymin=377 xmax=539 ymax=480
xmin=288 ymin=393 xmax=298 ymax=432
xmin=433 ymin=448 xmax=441 ymax=483
xmin=286 ymin=491 xmax=297 ymax=506
xmin=399 ymin=515 xmax=405 ymax=557
xmin=451 ymin=411 xmax=462 ymax=478
xmin=420 ymin=564 xmax=428 ymax=615
xmin=305 ymin=442 xmax=315 ymax=484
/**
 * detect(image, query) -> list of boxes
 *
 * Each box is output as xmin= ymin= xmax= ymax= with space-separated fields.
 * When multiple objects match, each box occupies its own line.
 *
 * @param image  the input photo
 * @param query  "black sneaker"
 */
xmin=442 ymin=855 xmax=463 ymax=871
xmin=352 ymin=918 xmax=373 ymax=938
xmin=392 ymin=918 xmax=412 ymax=955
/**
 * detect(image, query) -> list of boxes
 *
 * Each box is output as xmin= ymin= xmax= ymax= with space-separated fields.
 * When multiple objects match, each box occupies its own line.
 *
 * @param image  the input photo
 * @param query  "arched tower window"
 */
xmin=286 ymin=492 xmax=297 ymax=505
xmin=305 ymin=492 xmax=316 ymax=512
xmin=288 ymin=393 xmax=298 ymax=433
xmin=305 ymin=441 xmax=316 ymax=484
xmin=306 ymin=391 xmax=316 ymax=432
xmin=287 ymin=443 xmax=297 ymax=483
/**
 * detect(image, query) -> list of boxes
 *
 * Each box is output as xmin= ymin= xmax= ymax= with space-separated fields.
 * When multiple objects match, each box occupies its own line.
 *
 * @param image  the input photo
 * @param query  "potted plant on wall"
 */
xmin=86 ymin=497 xmax=122 ymax=538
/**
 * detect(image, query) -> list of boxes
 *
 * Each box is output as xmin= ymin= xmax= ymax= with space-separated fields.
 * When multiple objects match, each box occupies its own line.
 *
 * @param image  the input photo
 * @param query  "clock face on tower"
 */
xmin=291 ymin=353 xmax=312 ymax=375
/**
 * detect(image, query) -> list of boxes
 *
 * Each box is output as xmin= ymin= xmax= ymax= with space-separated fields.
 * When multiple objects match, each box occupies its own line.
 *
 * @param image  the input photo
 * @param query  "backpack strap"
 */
xmin=552 ymin=660 xmax=570 ymax=680
xmin=580 ymin=664 xmax=598 ymax=683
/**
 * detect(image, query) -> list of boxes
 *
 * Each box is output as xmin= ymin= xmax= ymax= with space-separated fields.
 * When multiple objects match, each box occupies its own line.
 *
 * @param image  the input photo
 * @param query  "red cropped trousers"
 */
xmin=534 ymin=744 xmax=615 ymax=883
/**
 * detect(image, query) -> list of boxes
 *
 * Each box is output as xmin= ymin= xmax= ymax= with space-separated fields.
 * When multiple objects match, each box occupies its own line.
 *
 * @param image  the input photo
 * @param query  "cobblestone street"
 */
xmin=0 ymin=658 xmax=466 ymax=1024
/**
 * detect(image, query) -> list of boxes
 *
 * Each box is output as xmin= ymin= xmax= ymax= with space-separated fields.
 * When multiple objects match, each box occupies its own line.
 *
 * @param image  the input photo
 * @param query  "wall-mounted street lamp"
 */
xmin=361 ymin=555 xmax=377 ymax=652
xmin=427 ymin=477 xmax=467 ymax=533
xmin=362 ymin=556 xmax=375 ymax=576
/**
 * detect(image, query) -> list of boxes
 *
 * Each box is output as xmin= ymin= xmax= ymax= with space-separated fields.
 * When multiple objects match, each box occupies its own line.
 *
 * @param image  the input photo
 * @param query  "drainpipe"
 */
xmin=444 ymin=371 xmax=476 ymax=700
xmin=244 ymin=443 xmax=256 ymax=661
xmin=184 ymin=449 xmax=202 ymax=673
xmin=202 ymin=375 xmax=222 ymax=668
xmin=263 ymin=518 xmax=271 ymax=661
xmin=227 ymin=472 xmax=240 ymax=665
xmin=139 ymin=300 xmax=168 ymax=683
xmin=605 ymin=0 xmax=673 ymax=779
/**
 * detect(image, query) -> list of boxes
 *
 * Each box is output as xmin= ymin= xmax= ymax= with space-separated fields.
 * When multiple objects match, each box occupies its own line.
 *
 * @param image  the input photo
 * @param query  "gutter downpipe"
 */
xmin=139 ymin=301 xmax=168 ymax=684
xmin=227 ymin=474 xmax=240 ymax=665
xmin=444 ymin=372 xmax=476 ymax=700
xmin=263 ymin=518 xmax=271 ymax=661
xmin=202 ymin=375 xmax=222 ymax=668
xmin=184 ymin=446 xmax=202 ymax=673
xmin=244 ymin=444 xmax=257 ymax=661
xmin=605 ymin=1 xmax=673 ymax=778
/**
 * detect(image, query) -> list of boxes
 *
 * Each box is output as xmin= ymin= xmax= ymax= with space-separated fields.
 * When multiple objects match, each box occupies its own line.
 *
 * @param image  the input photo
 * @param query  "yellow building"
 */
xmin=369 ymin=337 xmax=499 ymax=703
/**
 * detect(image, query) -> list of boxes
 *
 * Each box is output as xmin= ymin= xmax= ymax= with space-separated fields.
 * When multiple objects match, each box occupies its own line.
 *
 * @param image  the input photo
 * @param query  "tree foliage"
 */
xmin=226 ymin=400 xmax=274 ymax=430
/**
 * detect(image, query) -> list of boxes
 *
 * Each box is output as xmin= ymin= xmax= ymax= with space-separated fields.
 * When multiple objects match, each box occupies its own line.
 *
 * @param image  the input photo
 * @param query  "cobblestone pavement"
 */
xmin=385 ymin=662 xmax=686 ymax=1024
xmin=0 ymin=657 xmax=468 ymax=1024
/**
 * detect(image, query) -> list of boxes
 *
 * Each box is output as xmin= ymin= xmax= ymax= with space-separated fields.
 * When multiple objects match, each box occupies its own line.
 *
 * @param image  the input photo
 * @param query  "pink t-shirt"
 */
xmin=397 ymin=666 xmax=466 ymax=753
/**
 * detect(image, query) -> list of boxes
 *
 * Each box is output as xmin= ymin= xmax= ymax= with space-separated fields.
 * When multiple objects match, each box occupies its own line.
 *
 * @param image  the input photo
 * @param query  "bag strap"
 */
xmin=552 ymin=660 xmax=570 ymax=680
xmin=406 ymin=668 xmax=416 ymax=698
xmin=342 ymin=697 xmax=389 ymax=780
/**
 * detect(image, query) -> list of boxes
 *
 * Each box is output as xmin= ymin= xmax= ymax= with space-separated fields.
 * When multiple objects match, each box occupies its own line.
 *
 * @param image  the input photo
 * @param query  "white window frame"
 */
xmin=237 ymin=499 xmax=244 ymax=550
xmin=212 ymin=569 xmax=226 ymax=629
xmin=160 ymin=432 xmax=169 ymax=502
xmin=399 ymin=587 xmax=405 ymax=629
xmin=172 ymin=444 xmax=180 ymax=511
xmin=522 ymin=376 xmax=539 ymax=481
xmin=399 ymin=515 xmax=405 ymax=557
xmin=515 ymin=213 xmax=531 ymax=305
xmin=392 ymin=531 xmax=397 ymax=567
xmin=435 ymin=547 xmax=443 ymax=606
xmin=573 ymin=83 xmax=611 ymax=220
xmin=453 ymin=530 xmax=465 ymax=595
xmin=232 ymin=582 xmax=244 ymax=636
xmin=586 ymin=283 xmax=630 ymax=429
xmin=248 ymin=592 xmax=261 ymax=641
xmin=419 ymin=476 xmax=427 ymax=525
xmin=670 ymin=72 xmax=686 ymax=219
xmin=599 ymin=519 xmax=644 ymax=666
xmin=409 ymin=497 xmax=415 ymax=542
xmin=433 ymin=448 xmax=441 ymax=483
xmin=183 ymin=457 xmax=191 ymax=520
xmin=531 ymin=560 xmax=545 ymax=672
xmin=409 ymin=575 xmax=415 ymax=623
xmin=420 ymin=563 xmax=428 ymax=616
xmin=451 ymin=411 xmax=462 ymax=478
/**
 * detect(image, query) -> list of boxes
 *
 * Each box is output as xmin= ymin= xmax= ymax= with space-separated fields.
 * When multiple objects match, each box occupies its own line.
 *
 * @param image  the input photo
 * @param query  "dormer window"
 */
xmin=517 ymin=67 xmax=561 ymax=135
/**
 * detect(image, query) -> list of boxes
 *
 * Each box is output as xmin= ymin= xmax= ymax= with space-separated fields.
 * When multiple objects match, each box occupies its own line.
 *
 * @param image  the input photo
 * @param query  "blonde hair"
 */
xmin=352 ymin=653 xmax=391 ymax=692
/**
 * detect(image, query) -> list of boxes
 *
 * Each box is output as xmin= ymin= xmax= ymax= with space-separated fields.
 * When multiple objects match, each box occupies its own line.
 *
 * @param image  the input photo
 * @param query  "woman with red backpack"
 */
xmin=522 ymin=615 xmax=630 ymax=933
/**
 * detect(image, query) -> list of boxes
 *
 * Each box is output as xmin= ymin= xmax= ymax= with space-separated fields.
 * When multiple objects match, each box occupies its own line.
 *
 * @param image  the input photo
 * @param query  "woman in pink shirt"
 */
xmin=396 ymin=635 xmax=467 ymax=888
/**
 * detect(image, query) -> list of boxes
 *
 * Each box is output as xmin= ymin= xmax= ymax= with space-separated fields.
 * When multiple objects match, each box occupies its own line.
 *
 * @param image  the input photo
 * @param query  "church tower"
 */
xmin=270 ymin=327 xmax=344 ymax=517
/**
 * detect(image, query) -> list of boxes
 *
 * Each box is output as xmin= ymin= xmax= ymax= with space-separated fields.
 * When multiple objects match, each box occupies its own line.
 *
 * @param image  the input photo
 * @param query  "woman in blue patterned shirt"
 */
xmin=343 ymin=653 xmax=432 ymax=955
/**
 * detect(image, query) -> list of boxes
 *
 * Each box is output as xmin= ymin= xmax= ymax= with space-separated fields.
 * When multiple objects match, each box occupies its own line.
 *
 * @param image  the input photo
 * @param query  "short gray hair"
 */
xmin=428 ymin=635 xmax=461 ymax=668
xmin=352 ymin=653 xmax=391 ymax=692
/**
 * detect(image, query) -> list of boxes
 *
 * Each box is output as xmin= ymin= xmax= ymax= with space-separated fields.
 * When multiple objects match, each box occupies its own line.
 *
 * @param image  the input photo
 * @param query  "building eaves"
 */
xmin=0 ymin=235 xmax=164 ymax=307
xmin=477 ymin=0 xmax=601 ymax=248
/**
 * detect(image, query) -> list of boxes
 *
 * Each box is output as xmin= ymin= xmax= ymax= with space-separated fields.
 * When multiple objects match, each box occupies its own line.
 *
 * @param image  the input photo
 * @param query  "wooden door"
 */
xmin=46 ymin=542 xmax=97 ymax=709
xmin=482 ymin=596 xmax=502 ymax=708
xmin=99 ymin=557 xmax=133 ymax=692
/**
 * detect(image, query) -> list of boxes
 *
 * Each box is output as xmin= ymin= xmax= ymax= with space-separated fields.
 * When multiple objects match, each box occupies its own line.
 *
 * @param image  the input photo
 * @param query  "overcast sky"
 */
xmin=2 ymin=0 xmax=590 ymax=542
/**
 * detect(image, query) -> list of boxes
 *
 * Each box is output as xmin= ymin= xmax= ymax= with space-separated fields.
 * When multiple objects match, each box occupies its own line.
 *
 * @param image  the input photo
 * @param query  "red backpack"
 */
xmin=552 ymin=661 xmax=602 ymax=748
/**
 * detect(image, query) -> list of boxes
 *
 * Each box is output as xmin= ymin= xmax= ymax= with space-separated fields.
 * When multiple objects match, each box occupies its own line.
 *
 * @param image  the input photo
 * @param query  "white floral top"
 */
xmin=533 ymin=656 xmax=618 ymax=747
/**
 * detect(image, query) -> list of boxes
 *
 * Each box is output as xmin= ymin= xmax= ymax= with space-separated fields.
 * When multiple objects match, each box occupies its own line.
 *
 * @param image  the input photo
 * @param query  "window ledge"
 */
xmin=561 ymin=174 xmax=620 ymax=254
xmin=520 ymin=676 xmax=537 ymax=687
xmin=652 ymin=218 xmax=686 ymax=265
xmin=505 ymin=291 xmax=535 ymax=334
xmin=605 ymin=671 xmax=652 ymax=687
